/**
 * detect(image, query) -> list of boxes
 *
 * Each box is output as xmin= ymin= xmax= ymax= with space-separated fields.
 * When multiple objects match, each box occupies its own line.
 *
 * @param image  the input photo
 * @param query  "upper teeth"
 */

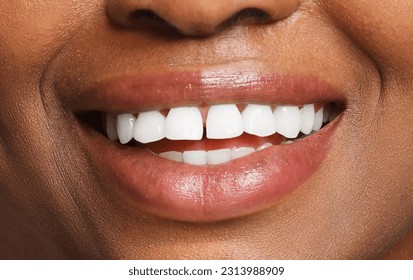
xmin=107 ymin=103 xmax=328 ymax=144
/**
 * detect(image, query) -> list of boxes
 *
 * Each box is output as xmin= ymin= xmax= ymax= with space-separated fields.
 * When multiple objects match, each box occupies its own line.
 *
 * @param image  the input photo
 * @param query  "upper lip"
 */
xmin=65 ymin=69 xmax=346 ymax=113
xmin=67 ymin=67 xmax=345 ymax=222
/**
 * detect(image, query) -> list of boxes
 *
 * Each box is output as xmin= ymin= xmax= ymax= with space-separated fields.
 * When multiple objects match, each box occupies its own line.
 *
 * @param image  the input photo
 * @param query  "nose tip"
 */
xmin=107 ymin=0 xmax=301 ymax=36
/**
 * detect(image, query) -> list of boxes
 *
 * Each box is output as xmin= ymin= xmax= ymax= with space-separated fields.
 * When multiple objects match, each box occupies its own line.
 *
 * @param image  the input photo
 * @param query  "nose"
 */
xmin=107 ymin=0 xmax=301 ymax=36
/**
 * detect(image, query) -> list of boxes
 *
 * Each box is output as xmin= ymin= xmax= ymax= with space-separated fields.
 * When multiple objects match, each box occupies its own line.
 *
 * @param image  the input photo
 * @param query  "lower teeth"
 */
xmin=152 ymin=134 xmax=306 ymax=166
xmin=156 ymin=142 xmax=273 ymax=165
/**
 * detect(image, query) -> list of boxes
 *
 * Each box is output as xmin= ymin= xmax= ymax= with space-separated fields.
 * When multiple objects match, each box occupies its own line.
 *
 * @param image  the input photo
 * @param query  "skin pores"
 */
xmin=0 ymin=0 xmax=412 ymax=259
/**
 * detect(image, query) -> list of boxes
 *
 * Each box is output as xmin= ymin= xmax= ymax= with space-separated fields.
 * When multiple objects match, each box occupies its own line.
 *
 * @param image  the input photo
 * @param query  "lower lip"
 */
xmin=81 ymin=117 xmax=341 ymax=222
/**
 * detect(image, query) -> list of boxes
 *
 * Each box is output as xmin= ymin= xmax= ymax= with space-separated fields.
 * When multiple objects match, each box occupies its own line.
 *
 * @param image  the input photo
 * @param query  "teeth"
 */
xmin=183 ymin=150 xmax=207 ymax=165
xmin=158 ymin=144 xmax=266 ymax=165
xmin=281 ymin=140 xmax=294 ymax=145
xmin=273 ymin=105 xmax=301 ymax=138
xmin=117 ymin=113 xmax=135 ymax=144
xmin=242 ymin=104 xmax=277 ymax=137
xmin=323 ymin=108 xmax=329 ymax=123
xmin=256 ymin=142 xmax=273 ymax=151
xmin=231 ymin=147 xmax=255 ymax=159
xmin=106 ymin=113 xmax=119 ymax=141
xmin=299 ymin=104 xmax=315 ymax=135
xmin=206 ymin=104 xmax=243 ymax=139
xmin=110 ymin=102 xmax=338 ymax=162
xmin=207 ymin=148 xmax=232 ymax=165
xmin=133 ymin=111 xmax=165 ymax=144
xmin=165 ymin=107 xmax=203 ymax=140
xmin=159 ymin=151 xmax=183 ymax=162
xmin=312 ymin=107 xmax=324 ymax=131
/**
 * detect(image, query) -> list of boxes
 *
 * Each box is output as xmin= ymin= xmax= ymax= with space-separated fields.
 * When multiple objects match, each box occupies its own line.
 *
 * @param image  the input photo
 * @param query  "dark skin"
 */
xmin=0 ymin=0 xmax=412 ymax=259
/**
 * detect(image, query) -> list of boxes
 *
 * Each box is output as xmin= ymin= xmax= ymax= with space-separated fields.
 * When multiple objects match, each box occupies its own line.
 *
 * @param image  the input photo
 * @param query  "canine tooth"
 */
xmin=165 ymin=107 xmax=203 ymax=140
xmin=242 ymin=104 xmax=276 ymax=137
xmin=207 ymin=149 xmax=232 ymax=165
xmin=312 ymin=107 xmax=324 ymax=131
xmin=106 ymin=113 xmax=119 ymax=141
xmin=183 ymin=150 xmax=207 ymax=165
xmin=159 ymin=151 xmax=183 ymax=162
xmin=206 ymin=104 xmax=243 ymax=139
xmin=273 ymin=105 xmax=301 ymax=138
xmin=133 ymin=111 xmax=165 ymax=144
xmin=256 ymin=142 xmax=272 ymax=151
xmin=323 ymin=108 xmax=329 ymax=123
xmin=117 ymin=113 xmax=135 ymax=144
xmin=300 ymin=104 xmax=315 ymax=135
xmin=231 ymin=147 xmax=255 ymax=160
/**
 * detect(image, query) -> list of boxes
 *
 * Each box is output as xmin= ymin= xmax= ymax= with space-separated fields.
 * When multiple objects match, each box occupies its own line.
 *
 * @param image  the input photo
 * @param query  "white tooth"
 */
xmin=273 ymin=105 xmax=301 ymax=138
xmin=206 ymin=104 xmax=243 ymax=139
xmin=312 ymin=107 xmax=324 ymax=131
xmin=207 ymin=148 xmax=231 ymax=165
xmin=183 ymin=150 xmax=207 ymax=165
xmin=231 ymin=147 xmax=255 ymax=160
xmin=133 ymin=111 xmax=166 ymax=144
xmin=117 ymin=113 xmax=135 ymax=144
xmin=242 ymin=104 xmax=276 ymax=137
xmin=281 ymin=140 xmax=294 ymax=145
xmin=299 ymin=104 xmax=315 ymax=135
xmin=106 ymin=113 xmax=119 ymax=141
xmin=256 ymin=142 xmax=273 ymax=151
xmin=165 ymin=107 xmax=203 ymax=140
xmin=159 ymin=151 xmax=183 ymax=162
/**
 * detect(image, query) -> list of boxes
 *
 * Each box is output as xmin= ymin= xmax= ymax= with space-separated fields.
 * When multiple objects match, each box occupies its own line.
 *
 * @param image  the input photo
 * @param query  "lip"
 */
xmin=73 ymin=70 xmax=344 ymax=222
xmin=69 ymin=70 xmax=345 ymax=113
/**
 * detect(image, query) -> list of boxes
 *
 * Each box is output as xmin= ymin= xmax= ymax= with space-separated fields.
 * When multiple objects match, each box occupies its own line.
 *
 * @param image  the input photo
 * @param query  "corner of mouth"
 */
xmin=72 ymin=71 xmax=346 ymax=221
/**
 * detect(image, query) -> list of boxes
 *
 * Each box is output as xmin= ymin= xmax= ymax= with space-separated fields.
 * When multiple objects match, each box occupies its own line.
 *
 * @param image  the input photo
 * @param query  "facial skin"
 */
xmin=0 ymin=0 xmax=412 ymax=259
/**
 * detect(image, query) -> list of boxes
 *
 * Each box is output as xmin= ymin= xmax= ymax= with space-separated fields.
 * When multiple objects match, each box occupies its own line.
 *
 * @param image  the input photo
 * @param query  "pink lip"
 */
xmin=74 ymin=71 xmax=344 ymax=222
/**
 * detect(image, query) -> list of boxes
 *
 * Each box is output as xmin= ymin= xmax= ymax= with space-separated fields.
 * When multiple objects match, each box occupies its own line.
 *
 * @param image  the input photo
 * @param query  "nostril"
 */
xmin=122 ymin=8 xmax=182 ymax=37
xmin=227 ymin=8 xmax=273 ymax=26
xmin=129 ymin=9 xmax=160 ymax=22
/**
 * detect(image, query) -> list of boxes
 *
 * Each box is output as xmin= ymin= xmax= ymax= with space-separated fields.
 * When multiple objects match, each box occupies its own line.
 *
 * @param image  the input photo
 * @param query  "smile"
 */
xmin=72 ymin=70 xmax=345 ymax=222
xmin=106 ymin=101 xmax=340 ymax=165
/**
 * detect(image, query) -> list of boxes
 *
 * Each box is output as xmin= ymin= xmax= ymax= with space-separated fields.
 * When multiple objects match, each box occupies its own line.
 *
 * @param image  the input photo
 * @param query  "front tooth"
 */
xmin=300 ymin=104 xmax=315 ymax=135
xmin=117 ymin=113 xmax=135 ymax=144
xmin=242 ymin=104 xmax=276 ymax=137
xmin=165 ymin=107 xmax=203 ymax=140
xmin=312 ymin=107 xmax=324 ymax=131
xmin=183 ymin=150 xmax=207 ymax=165
xmin=207 ymin=148 xmax=231 ymax=165
xmin=106 ymin=113 xmax=119 ymax=141
xmin=206 ymin=104 xmax=243 ymax=139
xmin=133 ymin=111 xmax=166 ymax=144
xmin=231 ymin=147 xmax=255 ymax=160
xmin=159 ymin=151 xmax=183 ymax=162
xmin=273 ymin=105 xmax=301 ymax=138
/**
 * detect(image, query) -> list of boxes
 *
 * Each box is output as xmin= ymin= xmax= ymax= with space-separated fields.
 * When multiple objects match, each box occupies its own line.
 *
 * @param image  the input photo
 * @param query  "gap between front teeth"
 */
xmin=107 ymin=103 xmax=330 ymax=145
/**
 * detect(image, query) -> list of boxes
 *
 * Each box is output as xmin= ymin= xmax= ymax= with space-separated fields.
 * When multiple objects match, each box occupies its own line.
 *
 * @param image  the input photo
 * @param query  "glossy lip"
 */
xmin=69 ymin=70 xmax=345 ymax=113
xmin=73 ymin=70 xmax=345 ymax=222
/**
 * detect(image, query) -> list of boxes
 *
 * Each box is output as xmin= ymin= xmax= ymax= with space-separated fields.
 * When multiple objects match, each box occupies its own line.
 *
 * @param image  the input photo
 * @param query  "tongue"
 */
xmin=143 ymin=133 xmax=286 ymax=153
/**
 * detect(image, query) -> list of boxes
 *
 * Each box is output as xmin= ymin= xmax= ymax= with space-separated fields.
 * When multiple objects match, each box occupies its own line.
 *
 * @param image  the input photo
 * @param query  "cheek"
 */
xmin=0 ymin=1 xmax=96 ymax=72
xmin=324 ymin=0 xmax=413 ymax=72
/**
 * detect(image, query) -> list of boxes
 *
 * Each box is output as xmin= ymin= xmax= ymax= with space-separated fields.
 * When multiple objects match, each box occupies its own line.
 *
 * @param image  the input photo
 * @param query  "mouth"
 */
xmin=73 ymin=71 xmax=345 ymax=222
